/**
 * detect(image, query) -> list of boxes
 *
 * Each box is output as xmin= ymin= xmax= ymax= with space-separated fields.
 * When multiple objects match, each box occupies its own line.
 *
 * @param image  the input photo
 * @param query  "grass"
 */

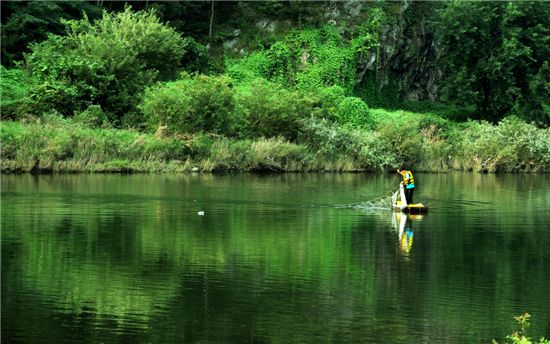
xmin=1 ymin=112 xmax=549 ymax=174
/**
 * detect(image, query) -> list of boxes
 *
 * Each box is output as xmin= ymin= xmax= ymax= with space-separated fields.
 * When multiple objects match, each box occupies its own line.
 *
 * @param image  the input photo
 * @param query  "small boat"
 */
xmin=393 ymin=200 xmax=429 ymax=214
xmin=392 ymin=184 xmax=429 ymax=214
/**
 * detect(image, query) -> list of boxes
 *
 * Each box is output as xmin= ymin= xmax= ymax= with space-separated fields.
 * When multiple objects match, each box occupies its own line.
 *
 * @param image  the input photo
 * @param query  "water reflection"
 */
xmin=391 ymin=213 xmax=424 ymax=256
xmin=2 ymin=173 xmax=550 ymax=343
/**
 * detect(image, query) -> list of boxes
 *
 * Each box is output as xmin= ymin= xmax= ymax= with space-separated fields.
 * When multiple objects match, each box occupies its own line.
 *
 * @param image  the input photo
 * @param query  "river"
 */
xmin=2 ymin=173 xmax=549 ymax=343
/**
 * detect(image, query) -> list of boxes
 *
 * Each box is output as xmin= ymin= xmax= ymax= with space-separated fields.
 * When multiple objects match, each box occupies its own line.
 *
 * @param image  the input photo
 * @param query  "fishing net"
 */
xmin=350 ymin=185 xmax=400 ymax=210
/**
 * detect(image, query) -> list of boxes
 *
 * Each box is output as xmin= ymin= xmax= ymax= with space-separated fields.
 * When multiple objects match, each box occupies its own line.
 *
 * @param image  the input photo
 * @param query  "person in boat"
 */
xmin=397 ymin=167 xmax=415 ymax=205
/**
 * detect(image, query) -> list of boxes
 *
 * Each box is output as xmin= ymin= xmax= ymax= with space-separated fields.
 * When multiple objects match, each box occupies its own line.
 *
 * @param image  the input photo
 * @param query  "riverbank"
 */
xmin=2 ymin=114 xmax=548 ymax=174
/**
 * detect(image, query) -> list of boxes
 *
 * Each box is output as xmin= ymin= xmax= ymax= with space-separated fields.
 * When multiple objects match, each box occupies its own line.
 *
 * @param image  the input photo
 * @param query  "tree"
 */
xmin=435 ymin=1 xmax=550 ymax=125
xmin=0 ymin=1 xmax=101 ymax=67
xmin=23 ymin=6 xmax=188 ymax=125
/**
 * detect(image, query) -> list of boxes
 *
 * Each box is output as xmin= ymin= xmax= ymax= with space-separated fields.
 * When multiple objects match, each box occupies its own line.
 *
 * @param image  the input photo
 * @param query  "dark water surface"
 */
xmin=2 ymin=173 xmax=549 ymax=343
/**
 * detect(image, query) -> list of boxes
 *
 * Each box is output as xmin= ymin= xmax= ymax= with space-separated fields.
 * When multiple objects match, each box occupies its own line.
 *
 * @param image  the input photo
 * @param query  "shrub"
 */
xmin=140 ymin=79 xmax=193 ymax=133
xmin=337 ymin=96 xmax=372 ymax=128
xmin=225 ymin=52 xmax=270 ymax=84
xmin=369 ymin=108 xmax=414 ymax=128
xmin=377 ymin=118 xmax=423 ymax=168
xmin=188 ymin=133 xmax=216 ymax=160
xmin=453 ymin=118 xmax=550 ymax=172
xmin=496 ymin=117 xmax=550 ymax=172
xmin=292 ymin=27 xmax=356 ymax=93
xmin=417 ymin=124 xmax=454 ymax=171
xmin=180 ymin=37 xmax=211 ymax=74
xmin=298 ymin=117 xmax=359 ymax=157
xmin=141 ymin=74 xmax=236 ymax=136
xmin=73 ymin=105 xmax=110 ymax=128
xmin=316 ymin=85 xmax=346 ymax=121
xmin=0 ymin=121 xmax=27 ymax=159
xmin=493 ymin=313 xmax=550 ymax=344
xmin=225 ymin=26 xmax=359 ymax=93
xmin=234 ymin=79 xmax=315 ymax=140
xmin=298 ymin=116 xmax=395 ymax=170
xmin=0 ymin=118 xmax=189 ymax=172
xmin=246 ymin=137 xmax=310 ymax=171
xmin=265 ymin=41 xmax=295 ymax=84
xmin=356 ymin=131 xmax=398 ymax=171
xmin=0 ymin=66 xmax=30 ymax=119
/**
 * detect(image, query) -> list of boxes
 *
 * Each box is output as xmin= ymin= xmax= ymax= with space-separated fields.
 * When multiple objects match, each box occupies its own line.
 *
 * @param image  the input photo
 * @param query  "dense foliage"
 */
xmin=436 ymin=2 xmax=550 ymax=125
xmin=0 ymin=66 xmax=29 ymax=119
xmin=2 ymin=112 xmax=548 ymax=173
xmin=0 ymin=1 xmax=102 ymax=67
xmin=1 ymin=1 xmax=549 ymax=173
xmin=22 ymin=7 xmax=193 ymax=124
xmin=141 ymin=73 xmax=235 ymax=135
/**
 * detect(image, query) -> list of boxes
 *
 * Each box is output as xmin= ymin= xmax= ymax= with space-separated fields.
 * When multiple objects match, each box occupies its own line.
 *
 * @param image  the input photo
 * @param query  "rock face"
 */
xmin=354 ymin=1 xmax=441 ymax=102
xmin=326 ymin=0 xmax=441 ymax=102
xmin=378 ymin=4 xmax=440 ymax=101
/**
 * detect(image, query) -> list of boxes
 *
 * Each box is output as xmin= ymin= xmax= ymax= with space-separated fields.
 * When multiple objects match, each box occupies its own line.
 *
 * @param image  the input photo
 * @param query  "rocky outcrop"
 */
xmin=354 ymin=1 xmax=442 ymax=101
xmin=380 ymin=6 xmax=440 ymax=101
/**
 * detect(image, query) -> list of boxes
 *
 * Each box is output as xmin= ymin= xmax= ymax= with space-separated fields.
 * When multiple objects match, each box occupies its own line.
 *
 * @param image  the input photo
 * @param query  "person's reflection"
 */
xmin=398 ymin=213 xmax=414 ymax=255
xmin=395 ymin=213 xmax=423 ymax=256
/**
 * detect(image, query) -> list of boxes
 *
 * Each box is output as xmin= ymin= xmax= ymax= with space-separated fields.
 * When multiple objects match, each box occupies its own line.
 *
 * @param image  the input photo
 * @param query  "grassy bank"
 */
xmin=1 ymin=112 xmax=549 ymax=174
xmin=0 ymin=117 xmax=316 ymax=173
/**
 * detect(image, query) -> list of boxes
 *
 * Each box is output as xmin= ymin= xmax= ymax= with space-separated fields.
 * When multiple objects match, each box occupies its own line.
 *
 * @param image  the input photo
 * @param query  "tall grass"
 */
xmin=1 ymin=116 xmax=189 ymax=172
xmin=2 ymin=112 xmax=549 ymax=173
xmin=452 ymin=118 xmax=550 ymax=172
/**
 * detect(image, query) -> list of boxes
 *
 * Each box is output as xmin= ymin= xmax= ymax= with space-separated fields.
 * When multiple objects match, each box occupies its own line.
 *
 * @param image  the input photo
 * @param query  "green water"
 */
xmin=1 ymin=173 xmax=549 ymax=343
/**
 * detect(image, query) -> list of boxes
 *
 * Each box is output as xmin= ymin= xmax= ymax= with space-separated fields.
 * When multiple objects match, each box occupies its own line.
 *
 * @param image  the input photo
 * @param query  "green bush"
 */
xmin=317 ymin=85 xmax=346 ymax=121
xmin=180 ymin=37 xmax=211 ymax=74
xmin=417 ymin=122 xmax=454 ymax=171
xmin=265 ymin=41 xmax=295 ymax=84
xmin=199 ymin=137 xmax=310 ymax=172
xmin=73 ymin=105 xmax=110 ymax=128
xmin=188 ymin=133 xmax=216 ymax=160
xmin=225 ymin=26 xmax=360 ymax=93
xmin=0 ymin=1 xmax=102 ymax=67
xmin=369 ymin=108 xmax=413 ymax=128
xmin=497 ymin=117 xmax=550 ymax=171
xmin=0 ymin=66 xmax=31 ymax=119
xmin=355 ymin=130 xmax=397 ymax=171
xmin=377 ymin=118 xmax=423 ymax=168
xmin=23 ymin=7 xmax=187 ymax=123
xmin=141 ymin=74 xmax=236 ymax=136
xmin=0 ymin=119 xmax=189 ymax=172
xmin=0 ymin=121 xmax=28 ymax=160
xmin=298 ymin=117 xmax=395 ymax=170
xmin=225 ymin=52 xmax=270 ymax=84
xmin=298 ymin=117 xmax=357 ymax=157
xmin=337 ymin=96 xmax=372 ymax=128
xmin=493 ymin=313 xmax=550 ymax=344
xmin=453 ymin=118 xmax=550 ymax=172
xmin=401 ymin=100 xmax=477 ymax=122
xmin=234 ymin=79 xmax=315 ymax=140
xmin=293 ymin=27 xmax=356 ymax=93
xmin=140 ymin=79 xmax=193 ymax=133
